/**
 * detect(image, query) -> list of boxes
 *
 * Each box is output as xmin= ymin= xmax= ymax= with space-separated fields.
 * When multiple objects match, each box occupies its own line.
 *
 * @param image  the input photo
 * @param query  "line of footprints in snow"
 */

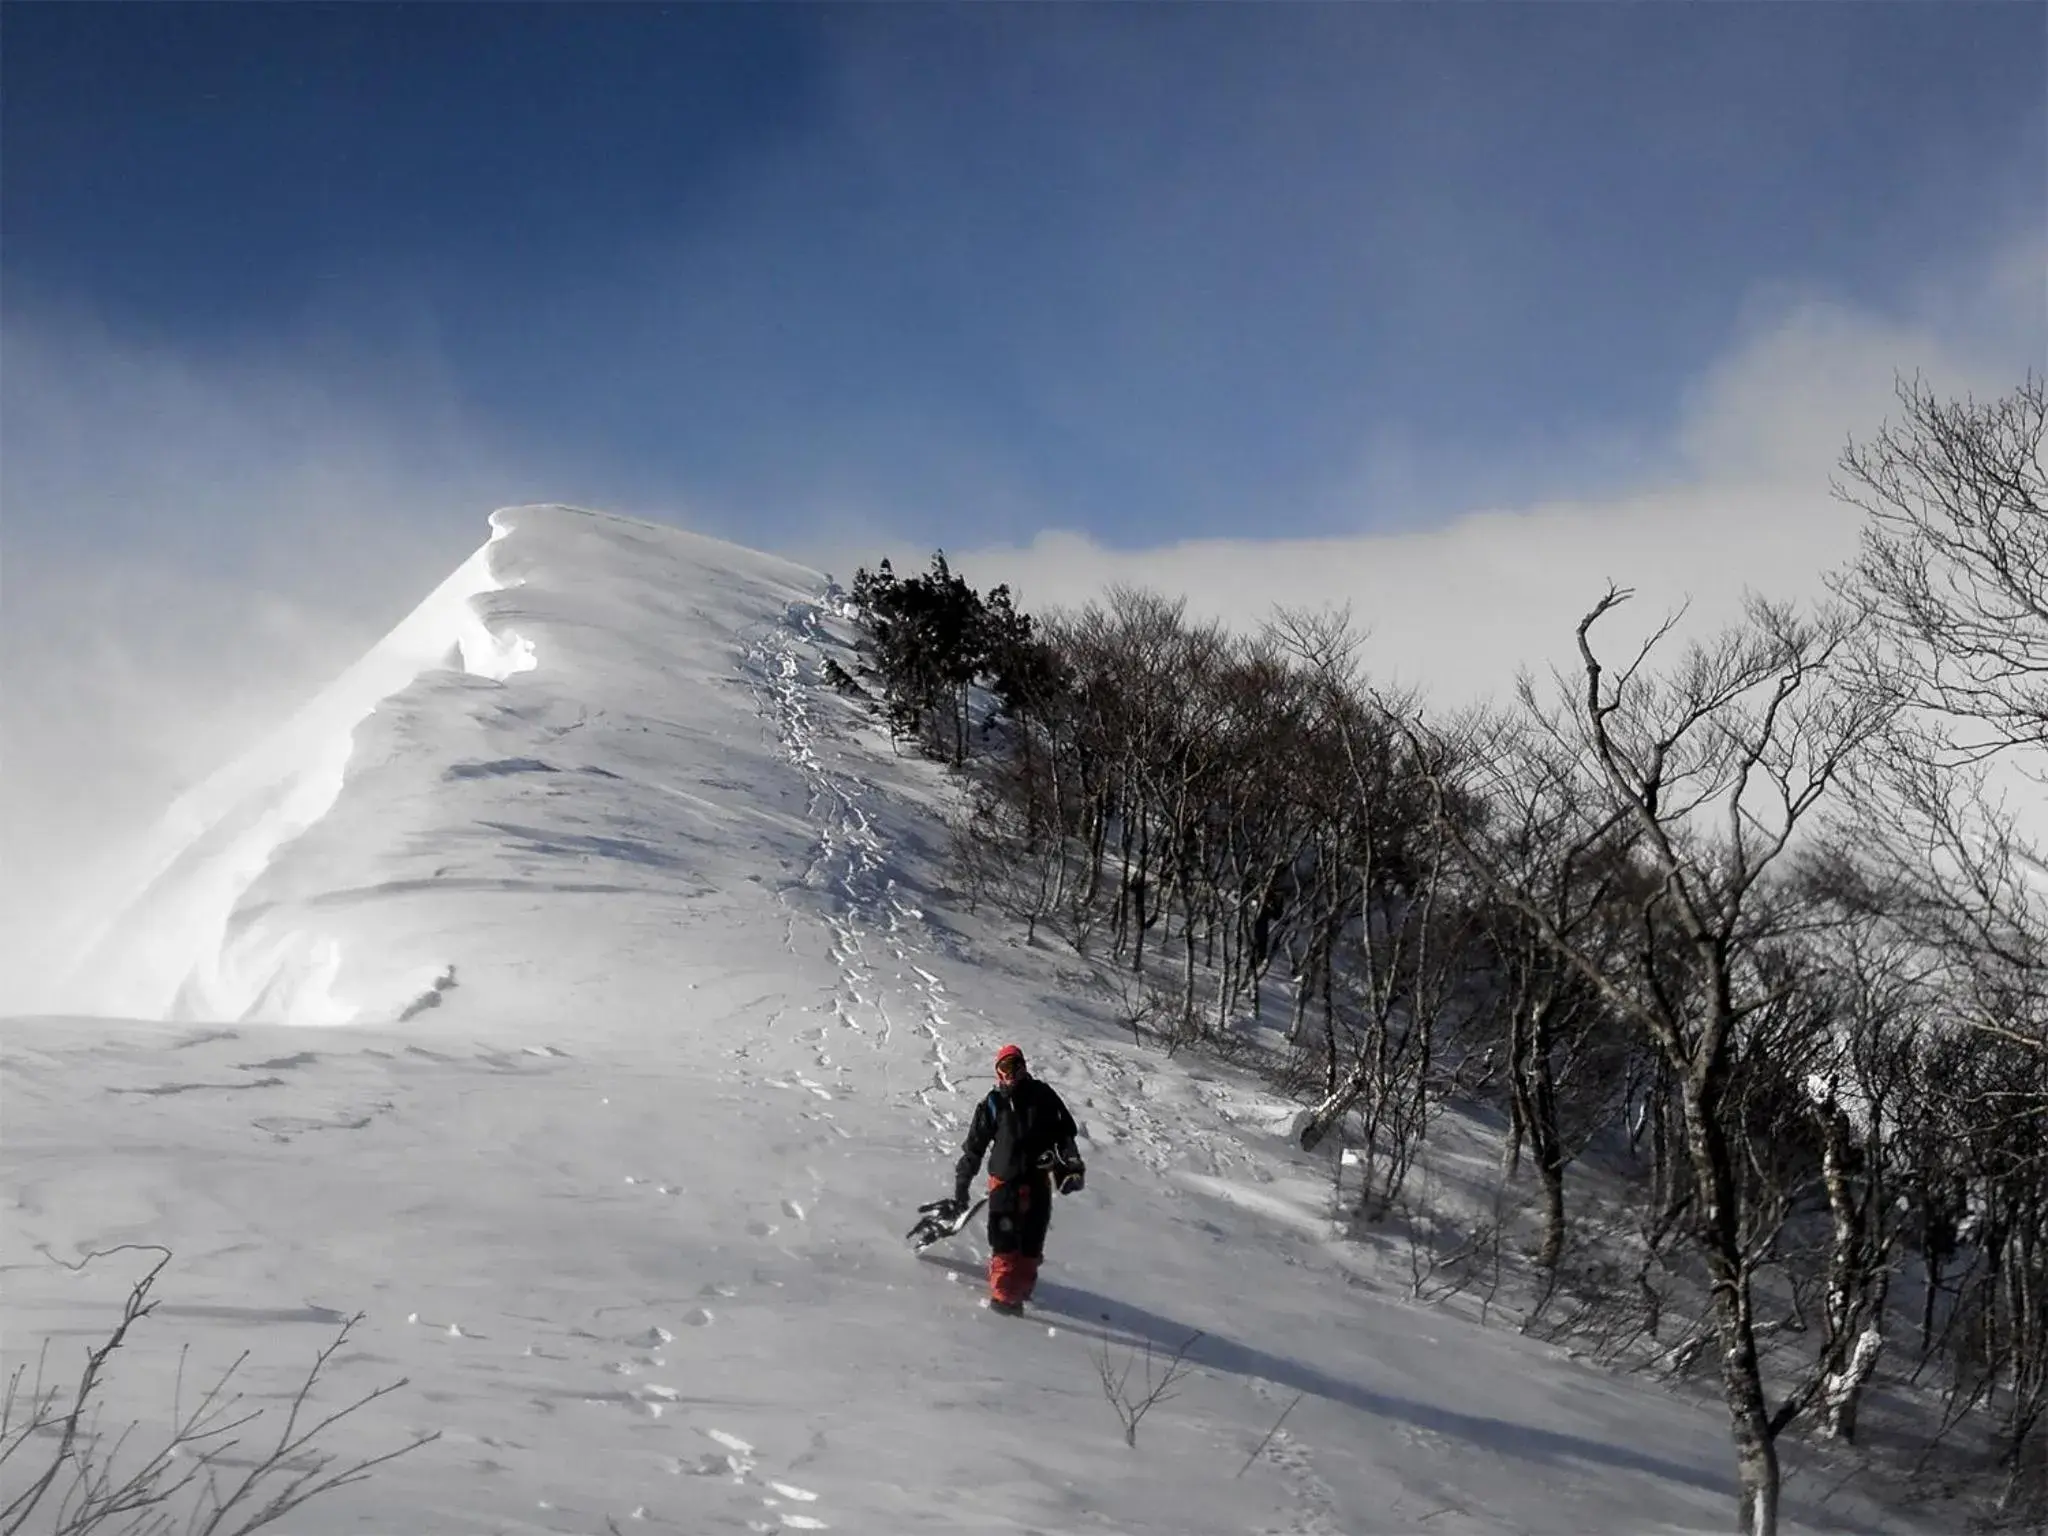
xmin=401 ymin=1314 xmax=829 ymax=1531
xmin=545 ymin=612 xmax=907 ymax=1529
xmin=405 ymin=1186 xmax=825 ymax=1531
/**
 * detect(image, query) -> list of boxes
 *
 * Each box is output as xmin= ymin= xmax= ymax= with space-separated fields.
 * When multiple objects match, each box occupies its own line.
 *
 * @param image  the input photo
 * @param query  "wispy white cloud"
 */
xmin=930 ymin=235 xmax=2043 ymax=706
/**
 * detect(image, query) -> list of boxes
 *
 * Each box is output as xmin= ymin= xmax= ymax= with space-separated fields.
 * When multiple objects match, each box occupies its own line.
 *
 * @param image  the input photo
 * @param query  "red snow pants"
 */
xmin=986 ymin=1172 xmax=1053 ymax=1305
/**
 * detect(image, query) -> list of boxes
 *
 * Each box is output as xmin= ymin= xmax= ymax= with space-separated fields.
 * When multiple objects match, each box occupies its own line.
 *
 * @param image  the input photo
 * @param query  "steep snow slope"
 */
xmin=6 ymin=508 xmax=1939 ymax=1535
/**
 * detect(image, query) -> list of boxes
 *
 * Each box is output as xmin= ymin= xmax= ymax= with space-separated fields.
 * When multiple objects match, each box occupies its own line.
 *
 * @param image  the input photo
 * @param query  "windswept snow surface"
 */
xmin=6 ymin=507 xmax=1939 ymax=1534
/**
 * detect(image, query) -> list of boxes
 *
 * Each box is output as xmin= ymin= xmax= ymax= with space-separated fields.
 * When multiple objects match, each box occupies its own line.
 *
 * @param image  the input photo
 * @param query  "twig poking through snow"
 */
xmin=1236 ymin=1391 xmax=1303 ymax=1478
xmin=1096 ymin=1330 xmax=1202 ymax=1449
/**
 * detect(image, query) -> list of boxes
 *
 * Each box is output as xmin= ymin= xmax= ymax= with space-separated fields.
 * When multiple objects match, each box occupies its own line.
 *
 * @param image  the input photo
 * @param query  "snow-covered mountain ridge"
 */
xmin=59 ymin=505 xmax=830 ymax=1029
xmin=4 ymin=507 xmax=1939 ymax=1535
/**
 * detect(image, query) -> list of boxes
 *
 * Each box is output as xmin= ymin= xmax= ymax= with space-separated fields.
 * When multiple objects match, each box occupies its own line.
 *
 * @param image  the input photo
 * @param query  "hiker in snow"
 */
xmin=949 ymin=1043 xmax=1085 ymax=1313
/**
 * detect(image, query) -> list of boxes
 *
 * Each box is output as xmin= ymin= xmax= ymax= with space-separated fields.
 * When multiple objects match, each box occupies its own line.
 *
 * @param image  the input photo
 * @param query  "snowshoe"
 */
xmin=906 ymin=1195 xmax=986 ymax=1250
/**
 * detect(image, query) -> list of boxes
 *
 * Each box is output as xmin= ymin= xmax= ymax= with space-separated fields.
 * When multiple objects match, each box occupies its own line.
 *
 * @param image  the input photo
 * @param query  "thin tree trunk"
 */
xmin=1527 ymin=997 xmax=1568 ymax=1271
xmin=1686 ymin=1085 xmax=1781 ymax=1536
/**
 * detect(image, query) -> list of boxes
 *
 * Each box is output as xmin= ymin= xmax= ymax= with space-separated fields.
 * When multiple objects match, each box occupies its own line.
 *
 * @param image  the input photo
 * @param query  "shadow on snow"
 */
xmin=923 ymin=1251 xmax=1819 ymax=1516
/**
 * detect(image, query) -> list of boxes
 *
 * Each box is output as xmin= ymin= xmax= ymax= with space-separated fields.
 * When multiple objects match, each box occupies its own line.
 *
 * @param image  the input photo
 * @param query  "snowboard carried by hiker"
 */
xmin=907 ymin=1044 xmax=1085 ymax=1314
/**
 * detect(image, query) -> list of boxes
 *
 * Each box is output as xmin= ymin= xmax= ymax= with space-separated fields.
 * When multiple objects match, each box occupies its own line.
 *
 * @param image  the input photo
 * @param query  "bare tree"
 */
xmin=1428 ymin=708 xmax=1644 ymax=1272
xmin=1783 ymin=897 xmax=1928 ymax=1443
xmin=1825 ymin=378 xmax=2048 ymax=1517
xmin=2 ymin=1249 xmax=435 ymax=1536
xmin=1839 ymin=376 xmax=2047 ymax=757
xmin=1272 ymin=617 xmax=1474 ymax=1216
xmin=1835 ymin=376 xmax=2048 ymax=1055
xmin=1417 ymin=589 xmax=1888 ymax=1536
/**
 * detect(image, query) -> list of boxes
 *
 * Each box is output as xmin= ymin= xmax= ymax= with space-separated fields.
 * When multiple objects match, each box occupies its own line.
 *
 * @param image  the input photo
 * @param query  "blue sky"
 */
xmin=6 ymin=3 xmax=2042 ymax=557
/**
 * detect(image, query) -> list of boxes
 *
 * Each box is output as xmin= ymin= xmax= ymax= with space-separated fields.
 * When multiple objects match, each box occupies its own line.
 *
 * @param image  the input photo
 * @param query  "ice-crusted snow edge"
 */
xmin=57 ymin=513 xmax=537 ymax=1025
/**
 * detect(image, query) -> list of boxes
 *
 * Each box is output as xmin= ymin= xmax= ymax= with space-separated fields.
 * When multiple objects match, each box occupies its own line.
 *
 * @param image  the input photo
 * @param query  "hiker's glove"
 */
xmin=1057 ymin=1167 xmax=1086 ymax=1196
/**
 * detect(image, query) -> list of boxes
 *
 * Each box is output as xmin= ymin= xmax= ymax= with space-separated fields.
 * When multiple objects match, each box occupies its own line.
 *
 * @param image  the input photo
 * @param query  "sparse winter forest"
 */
xmin=845 ymin=380 xmax=2048 ymax=1536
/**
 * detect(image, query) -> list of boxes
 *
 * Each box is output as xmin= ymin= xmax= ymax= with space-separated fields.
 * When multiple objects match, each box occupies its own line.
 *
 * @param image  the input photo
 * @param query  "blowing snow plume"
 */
xmin=58 ymin=512 xmax=539 ymax=1024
